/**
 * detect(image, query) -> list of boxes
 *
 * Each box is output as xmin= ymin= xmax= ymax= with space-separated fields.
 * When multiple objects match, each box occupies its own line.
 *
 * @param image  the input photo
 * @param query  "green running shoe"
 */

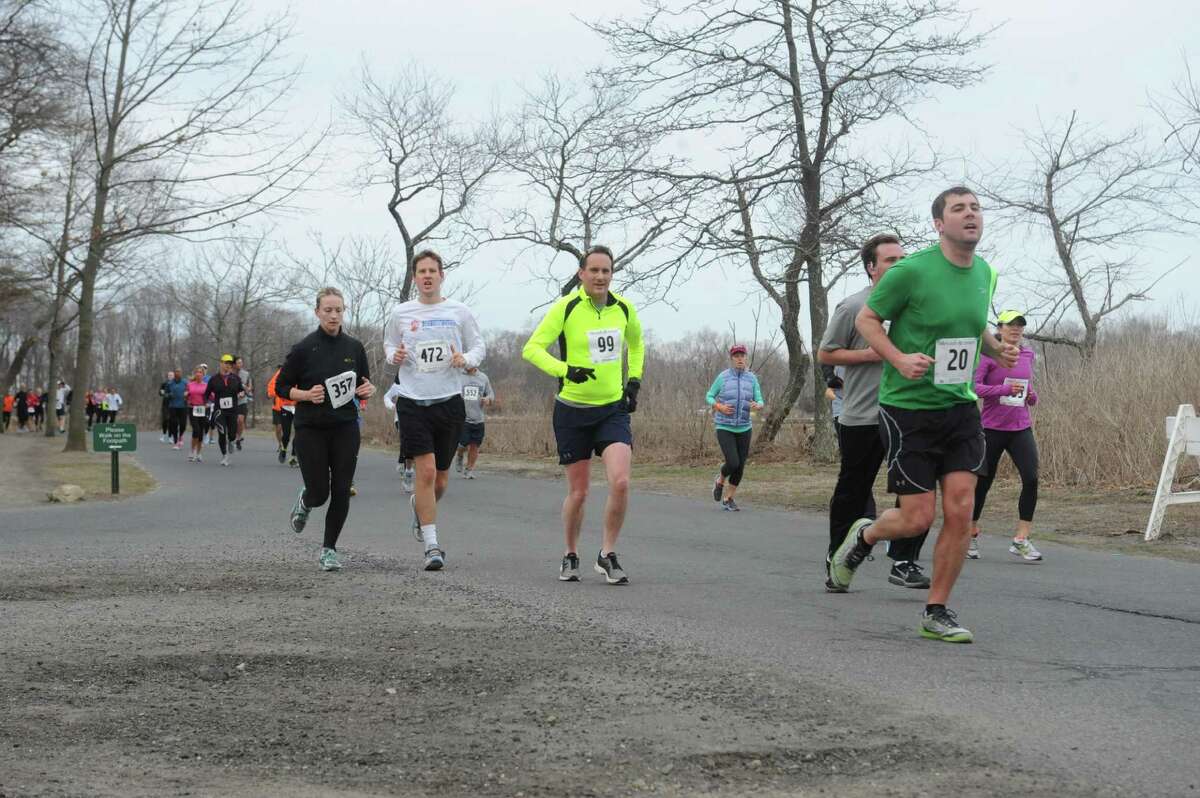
xmin=319 ymin=547 xmax=342 ymax=571
xmin=919 ymin=606 xmax=974 ymax=643
xmin=289 ymin=489 xmax=309 ymax=534
xmin=828 ymin=518 xmax=874 ymax=590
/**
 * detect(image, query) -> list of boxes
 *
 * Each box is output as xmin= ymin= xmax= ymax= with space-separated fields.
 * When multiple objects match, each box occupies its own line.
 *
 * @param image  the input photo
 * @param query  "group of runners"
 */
xmin=265 ymin=185 xmax=1046 ymax=645
xmin=2 ymin=382 xmax=74 ymax=434
xmin=5 ymin=184 xmax=1041 ymax=645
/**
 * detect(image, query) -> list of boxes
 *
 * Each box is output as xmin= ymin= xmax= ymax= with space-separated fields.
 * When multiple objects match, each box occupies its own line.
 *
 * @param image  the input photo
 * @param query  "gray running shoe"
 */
xmin=455 ymin=453 xmax=464 ymax=474
xmin=289 ymin=489 xmax=309 ymax=534
xmin=712 ymin=474 xmax=723 ymax=502
xmin=828 ymin=518 xmax=874 ymax=590
xmin=220 ymin=455 xmax=230 ymax=467
xmin=1009 ymin=538 xmax=1042 ymax=561
xmin=402 ymin=468 xmax=415 ymax=493
xmin=319 ymin=547 xmax=342 ymax=571
xmin=559 ymin=553 xmax=580 ymax=582
xmin=423 ymin=546 xmax=445 ymax=571
xmin=722 ymin=498 xmax=740 ymax=512
xmin=410 ymin=495 xmax=423 ymax=542
xmin=919 ymin=606 xmax=974 ymax=643
xmin=464 ymin=469 xmax=475 ymax=480
xmin=594 ymin=552 xmax=629 ymax=585
xmin=967 ymin=535 xmax=980 ymax=560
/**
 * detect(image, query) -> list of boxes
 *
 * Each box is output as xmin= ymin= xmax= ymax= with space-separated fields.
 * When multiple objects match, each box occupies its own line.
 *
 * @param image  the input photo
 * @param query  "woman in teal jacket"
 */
xmin=706 ymin=344 xmax=764 ymax=511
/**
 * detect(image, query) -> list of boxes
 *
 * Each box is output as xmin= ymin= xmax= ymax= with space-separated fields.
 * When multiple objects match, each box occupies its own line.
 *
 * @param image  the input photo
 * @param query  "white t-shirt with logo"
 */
xmin=383 ymin=299 xmax=486 ymax=402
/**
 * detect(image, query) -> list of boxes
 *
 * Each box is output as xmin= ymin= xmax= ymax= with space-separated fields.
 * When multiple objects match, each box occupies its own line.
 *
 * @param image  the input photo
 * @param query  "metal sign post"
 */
xmin=92 ymin=424 xmax=138 ymax=495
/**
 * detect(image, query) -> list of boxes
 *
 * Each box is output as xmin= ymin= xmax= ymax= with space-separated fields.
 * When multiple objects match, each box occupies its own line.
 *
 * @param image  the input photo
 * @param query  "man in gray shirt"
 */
xmin=818 ymin=234 xmax=929 ymax=591
xmin=455 ymin=367 xmax=494 ymax=479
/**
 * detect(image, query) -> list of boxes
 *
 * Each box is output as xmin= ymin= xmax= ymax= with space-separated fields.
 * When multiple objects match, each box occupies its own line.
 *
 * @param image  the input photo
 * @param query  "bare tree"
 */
xmin=63 ymin=0 xmax=322 ymax=451
xmin=490 ymin=74 xmax=695 ymax=301
xmin=340 ymin=61 xmax=506 ymax=302
xmin=978 ymin=112 xmax=1184 ymax=358
xmin=1155 ymin=54 xmax=1200 ymax=172
xmin=592 ymin=0 xmax=988 ymax=445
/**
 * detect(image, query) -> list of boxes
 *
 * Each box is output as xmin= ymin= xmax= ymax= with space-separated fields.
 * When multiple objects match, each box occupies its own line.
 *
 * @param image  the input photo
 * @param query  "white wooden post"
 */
xmin=1145 ymin=404 xmax=1200 ymax=541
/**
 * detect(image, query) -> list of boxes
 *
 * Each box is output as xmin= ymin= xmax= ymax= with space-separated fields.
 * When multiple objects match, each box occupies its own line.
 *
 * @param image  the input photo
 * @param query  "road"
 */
xmin=2 ymin=433 xmax=1198 ymax=797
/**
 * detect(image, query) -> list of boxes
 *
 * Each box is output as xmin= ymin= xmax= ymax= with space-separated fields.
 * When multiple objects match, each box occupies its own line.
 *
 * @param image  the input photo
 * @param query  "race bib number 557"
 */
xmin=324 ymin=370 xmax=357 ymax=409
xmin=934 ymin=338 xmax=977 ymax=385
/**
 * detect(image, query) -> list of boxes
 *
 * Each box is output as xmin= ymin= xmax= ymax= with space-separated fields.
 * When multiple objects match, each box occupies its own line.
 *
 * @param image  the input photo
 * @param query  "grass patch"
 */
xmin=40 ymin=439 xmax=156 ymax=501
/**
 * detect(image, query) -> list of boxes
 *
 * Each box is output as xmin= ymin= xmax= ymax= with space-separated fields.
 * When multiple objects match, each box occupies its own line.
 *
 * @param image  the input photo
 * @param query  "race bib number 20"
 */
xmin=934 ymin=338 xmax=977 ymax=385
xmin=587 ymin=329 xmax=622 ymax=364
xmin=324 ymin=370 xmax=357 ymax=409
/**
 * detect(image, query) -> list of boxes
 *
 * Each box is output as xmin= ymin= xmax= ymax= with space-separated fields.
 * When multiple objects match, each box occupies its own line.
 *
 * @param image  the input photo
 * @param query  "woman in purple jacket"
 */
xmin=969 ymin=310 xmax=1043 ymax=561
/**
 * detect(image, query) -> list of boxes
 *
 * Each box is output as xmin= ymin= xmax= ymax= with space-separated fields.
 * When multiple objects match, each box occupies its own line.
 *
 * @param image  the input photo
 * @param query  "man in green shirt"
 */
xmin=523 ymin=245 xmax=645 ymax=585
xmin=829 ymin=186 xmax=1018 ymax=643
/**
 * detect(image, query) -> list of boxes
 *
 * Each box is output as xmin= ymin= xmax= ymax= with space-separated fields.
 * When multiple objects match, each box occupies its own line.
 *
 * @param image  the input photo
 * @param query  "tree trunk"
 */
xmin=2 ymin=335 xmax=37 ymax=393
xmin=806 ymin=252 xmax=837 ymax=462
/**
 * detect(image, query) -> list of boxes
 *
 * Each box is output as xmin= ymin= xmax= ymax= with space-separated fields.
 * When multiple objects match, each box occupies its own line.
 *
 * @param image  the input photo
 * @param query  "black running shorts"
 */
xmin=552 ymin=400 xmax=633 ymax=466
xmin=878 ymin=402 xmax=986 ymax=495
xmin=459 ymin=422 xmax=485 ymax=447
xmin=396 ymin=395 xmax=465 ymax=471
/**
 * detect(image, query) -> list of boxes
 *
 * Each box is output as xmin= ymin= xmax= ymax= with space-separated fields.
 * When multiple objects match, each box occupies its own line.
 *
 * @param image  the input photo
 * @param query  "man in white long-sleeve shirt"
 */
xmin=383 ymin=249 xmax=485 ymax=571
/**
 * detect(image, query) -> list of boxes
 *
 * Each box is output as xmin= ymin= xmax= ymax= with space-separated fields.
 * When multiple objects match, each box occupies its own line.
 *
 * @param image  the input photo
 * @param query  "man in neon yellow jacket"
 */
xmin=523 ymin=245 xmax=645 ymax=586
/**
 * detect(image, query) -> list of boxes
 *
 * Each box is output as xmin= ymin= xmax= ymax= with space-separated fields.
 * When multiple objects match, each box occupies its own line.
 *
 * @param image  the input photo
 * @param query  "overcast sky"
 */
xmin=258 ymin=0 xmax=1199 ymax=342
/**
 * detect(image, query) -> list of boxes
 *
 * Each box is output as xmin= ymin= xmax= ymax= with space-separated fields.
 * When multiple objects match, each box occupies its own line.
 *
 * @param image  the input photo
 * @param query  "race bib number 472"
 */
xmin=324 ymin=370 xmax=357 ymax=409
xmin=934 ymin=338 xmax=977 ymax=385
xmin=415 ymin=340 xmax=450 ymax=373
xmin=587 ymin=329 xmax=622 ymax=364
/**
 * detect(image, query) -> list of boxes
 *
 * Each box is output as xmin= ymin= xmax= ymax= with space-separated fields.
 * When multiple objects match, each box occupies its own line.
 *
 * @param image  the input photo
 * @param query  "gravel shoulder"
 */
xmin=2 ymin=546 xmax=1099 ymax=798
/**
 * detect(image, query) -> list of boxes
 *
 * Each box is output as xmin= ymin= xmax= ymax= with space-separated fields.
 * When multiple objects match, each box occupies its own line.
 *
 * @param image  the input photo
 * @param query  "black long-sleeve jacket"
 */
xmin=277 ymin=327 xmax=370 ymax=429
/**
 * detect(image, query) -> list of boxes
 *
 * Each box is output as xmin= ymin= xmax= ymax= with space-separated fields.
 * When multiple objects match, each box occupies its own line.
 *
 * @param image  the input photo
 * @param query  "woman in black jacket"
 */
xmin=277 ymin=287 xmax=374 ymax=572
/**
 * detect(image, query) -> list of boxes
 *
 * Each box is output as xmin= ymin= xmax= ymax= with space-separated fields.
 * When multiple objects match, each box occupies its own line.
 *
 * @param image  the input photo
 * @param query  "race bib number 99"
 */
xmin=587 ymin=329 xmax=622 ymax=364
xmin=192 ymin=405 xmax=206 ymax=417
xmin=219 ymin=396 xmax=234 ymax=410
xmin=416 ymin=340 xmax=450 ymax=373
xmin=324 ymin=370 xmax=357 ymax=409
xmin=934 ymin=338 xmax=977 ymax=385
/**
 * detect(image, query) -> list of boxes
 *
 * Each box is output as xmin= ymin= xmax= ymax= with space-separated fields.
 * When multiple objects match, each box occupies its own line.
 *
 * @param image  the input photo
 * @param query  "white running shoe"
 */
xmin=1009 ymin=538 xmax=1043 ymax=561
xmin=464 ymin=469 xmax=475 ymax=480
xmin=221 ymin=455 xmax=230 ymax=467
xmin=402 ymin=468 xmax=415 ymax=493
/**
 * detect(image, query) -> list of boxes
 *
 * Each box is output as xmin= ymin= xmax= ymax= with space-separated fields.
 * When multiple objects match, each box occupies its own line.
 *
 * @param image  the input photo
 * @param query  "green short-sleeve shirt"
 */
xmin=866 ymin=244 xmax=998 ymax=410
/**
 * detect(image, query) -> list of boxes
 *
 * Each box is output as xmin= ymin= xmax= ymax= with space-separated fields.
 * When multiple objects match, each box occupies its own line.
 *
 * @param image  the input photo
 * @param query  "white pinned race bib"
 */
xmin=934 ymin=338 xmax=977 ymax=385
xmin=282 ymin=404 xmax=295 ymax=414
xmin=324 ymin=370 xmax=357 ymax=409
xmin=415 ymin=340 xmax=450 ymax=373
xmin=192 ymin=405 xmax=206 ymax=417
xmin=463 ymin=385 xmax=481 ymax=401
xmin=587 ymin=329 xmax=621 ymax=364
xmin=999 ymin=378 xmax=1029 ymax=407
xmin=219 ymin=396 xmax=233 ymax=410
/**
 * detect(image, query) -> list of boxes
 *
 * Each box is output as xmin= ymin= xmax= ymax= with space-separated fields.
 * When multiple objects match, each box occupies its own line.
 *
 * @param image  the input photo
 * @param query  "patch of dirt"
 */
xmin=1 ymin=555 xmax=1105 ymax=798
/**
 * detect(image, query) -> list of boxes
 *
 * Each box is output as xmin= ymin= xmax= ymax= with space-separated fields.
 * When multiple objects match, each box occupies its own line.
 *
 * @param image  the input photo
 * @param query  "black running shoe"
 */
xmin=712 ymin=473 xmax=723 ymax=502
xmin=235 ymin=438 xmax=242 ymax=451
xmin=277 ymin=447 xmax=286 ymax=464
xmin=888 ymin=560 xmax=930 ymax=589
xmin=594 ymin=552 xmax=628 ymax=585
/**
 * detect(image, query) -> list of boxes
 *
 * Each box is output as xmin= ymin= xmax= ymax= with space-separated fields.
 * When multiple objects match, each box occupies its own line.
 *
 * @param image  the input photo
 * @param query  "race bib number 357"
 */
xmin=934 ymin=338 xmax=977 ymax=385
xmin=587 ymin=329 xmax=622 ymax=364
xmin=324 ymin=370 xmax=357 ymax=409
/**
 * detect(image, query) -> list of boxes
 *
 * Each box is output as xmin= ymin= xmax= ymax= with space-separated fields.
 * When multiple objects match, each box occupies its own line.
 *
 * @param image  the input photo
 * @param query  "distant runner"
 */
xmin=185 ymin=366 xmax=209 ymax=462
xmin=455 ymin=367 xmax=494 ymax=479
xmin=204 ymin=356 xmax=243 ymax=467
xmin=706 ymin=344 xmax=764 ymax=512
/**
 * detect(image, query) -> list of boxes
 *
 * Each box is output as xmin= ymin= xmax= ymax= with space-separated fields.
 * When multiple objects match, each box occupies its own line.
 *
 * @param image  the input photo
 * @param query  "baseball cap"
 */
xmin=729 ymin=344 xmax=748 ymax=355
xmin=996 ymin=310 xmax=1027 ymax=325
xmin=220 ymin=354 xmax=235 ymax=363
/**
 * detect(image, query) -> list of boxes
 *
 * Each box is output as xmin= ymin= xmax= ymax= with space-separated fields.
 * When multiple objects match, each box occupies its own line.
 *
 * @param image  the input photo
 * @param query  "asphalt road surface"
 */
xmin=2 ymin=433 xmax=1198 ymax=797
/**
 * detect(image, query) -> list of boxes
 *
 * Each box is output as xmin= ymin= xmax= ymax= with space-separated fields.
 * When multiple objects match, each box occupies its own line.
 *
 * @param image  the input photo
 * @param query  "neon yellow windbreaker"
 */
xmin=522 ymin=286 xmax=645 ymax=406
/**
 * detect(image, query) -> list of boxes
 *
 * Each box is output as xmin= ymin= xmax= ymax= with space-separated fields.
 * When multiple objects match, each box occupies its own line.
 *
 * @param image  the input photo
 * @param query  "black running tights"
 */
xmin=974 ymin=426 xmax=1039 ymax=523
xmin=214 ymin=412 xmax=238 ymax=455
xmin=716 ymin=428 xmax=752 ymax=487
xmin=295 ymin=422 xmax=360 ymax=550
xmin=279 ymin=411 xmax=294 ymax=451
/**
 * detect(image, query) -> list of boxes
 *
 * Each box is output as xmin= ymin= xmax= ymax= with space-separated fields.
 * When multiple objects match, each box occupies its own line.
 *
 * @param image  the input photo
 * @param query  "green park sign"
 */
xmin=93 ymin=423 xmax=138 ymax=452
